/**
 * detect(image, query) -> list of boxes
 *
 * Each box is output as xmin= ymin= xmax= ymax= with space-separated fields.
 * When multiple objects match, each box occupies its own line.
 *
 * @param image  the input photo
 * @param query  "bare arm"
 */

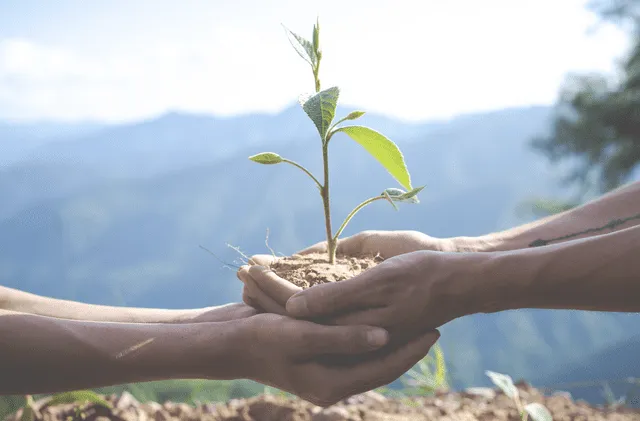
xmin=480 ymin=224 xmax=640 ymax=313
xmin=454 ymin=180 xmax=640 ymax=252
xmin=0 ymin=285 xmax=254 ymax=323
xmin=0 ymin=309 xmax=237 ymax=395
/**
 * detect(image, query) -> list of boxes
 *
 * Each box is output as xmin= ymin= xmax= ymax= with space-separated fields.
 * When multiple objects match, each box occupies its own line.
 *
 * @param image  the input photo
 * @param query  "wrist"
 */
xmin=188 ymin=320 xmax=247 ymax=380
xmin=116 ymin=320 xmax=244 ymax=381
xmin=468 ymin=249 xmax=536 ymax=314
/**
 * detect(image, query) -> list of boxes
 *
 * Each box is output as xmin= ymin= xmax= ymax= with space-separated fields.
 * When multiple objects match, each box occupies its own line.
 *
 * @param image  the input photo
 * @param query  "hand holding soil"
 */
xmin=235 ymin=313 xmax=441 ymax=407
xmin=239 ymin=249 xmax=483 ymax=341
xmin=237 ymin=230 xmax=457 ymax=315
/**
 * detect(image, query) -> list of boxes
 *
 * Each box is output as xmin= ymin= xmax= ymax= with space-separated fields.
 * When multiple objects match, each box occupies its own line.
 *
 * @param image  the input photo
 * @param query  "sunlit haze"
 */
xmin=0 ymin=0 xmax=630 ymax=123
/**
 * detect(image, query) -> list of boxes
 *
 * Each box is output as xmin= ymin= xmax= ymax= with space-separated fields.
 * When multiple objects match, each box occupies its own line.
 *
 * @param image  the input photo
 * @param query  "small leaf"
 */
xmin=398 ymin=186 xmax=425 ymax=203
xmin=249 ymin=152 xmax=283 ymax=165
xmin=345 ymin=110 xmax=366 ymax=120
xmin=382 ymin=187 xmax=423 ymax=204
xmin=283 ymin=25 xmax=317 ymax=67
xmin=336 ymin=126 xmax=412 ymax=190
xmin=299 ymin=86 xmax=340 ymax=141
xmin=48 ymin=391 xmax=112 ymax=409
xmin=382 ymin=190 xmax=399 ymax=211
xmin=312 ymin=18 xmax=320 ymax=53
xmin=485 ymin=370 xmax=519 ymax=399
xmin=21 ymin=395 xmax=35 ymax=421
xmin=524 ymin=403 xmax=553 ymax=421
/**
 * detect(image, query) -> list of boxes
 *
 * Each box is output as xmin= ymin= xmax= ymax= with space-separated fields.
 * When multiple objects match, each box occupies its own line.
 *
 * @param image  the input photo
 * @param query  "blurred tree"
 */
xmin=531 ymin=0 xmax=640 ymax=197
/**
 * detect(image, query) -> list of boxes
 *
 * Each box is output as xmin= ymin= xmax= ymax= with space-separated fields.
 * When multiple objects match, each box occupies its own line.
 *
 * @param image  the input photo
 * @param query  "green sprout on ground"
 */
xmin=249 ymin=18 xmax=424 ymax=264
xmin=19 ymin=391 xmax=111 ymax=421
xmin=486 ymin=370 xmax=552 ymax=421
xmin=376 ymin=343 xmax=449 ymax=406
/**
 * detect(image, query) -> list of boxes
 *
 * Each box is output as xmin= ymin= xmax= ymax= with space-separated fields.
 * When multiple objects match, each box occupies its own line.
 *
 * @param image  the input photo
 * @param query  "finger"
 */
xmin=296 ymin=240 xmax=327 ymax=255
xmin=244 ymin=279 xmax=288 ymax=315
xmin=285 ymin=266 xmax=388 ymax=318
xmin=296 ymin=235 xmax=358 ymax=256
xmin=293 ymin=322 xmax=390 ymax=357
xmin=334 ymin=329 xmax=441 ymax=397
xmin=321 ymin=307 xmax=394 ymax=328
xmin=237 ymin=265 xmax=250 ymax=284
xmin=242 ymin=287 xmax=263 ymax=309
xmin=248 ymin=254 xmax=278 ymax=266
xmin=248 ymin=265 xmax=301 ymax=306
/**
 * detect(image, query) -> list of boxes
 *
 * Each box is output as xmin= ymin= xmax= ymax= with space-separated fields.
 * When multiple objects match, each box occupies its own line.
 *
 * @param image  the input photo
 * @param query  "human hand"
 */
xmin=298 ymin=230 xmax=457 ymax=258
xmin=240 ymin=250 xmax=486 ymax=338
xmin=237 ymin=230 xmax=457 ymax=315
xmin=231 ymin=312 xmax=441 ymax=407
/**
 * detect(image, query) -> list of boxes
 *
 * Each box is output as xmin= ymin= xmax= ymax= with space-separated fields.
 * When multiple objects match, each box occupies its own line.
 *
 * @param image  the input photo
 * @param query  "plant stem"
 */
xmin=333 ymin=195 xmax=387 ymax=246
xmin=281 ymin=159 xmax=322 ymax=190
xmin=321 ymin=143 xmax=336 ymax=263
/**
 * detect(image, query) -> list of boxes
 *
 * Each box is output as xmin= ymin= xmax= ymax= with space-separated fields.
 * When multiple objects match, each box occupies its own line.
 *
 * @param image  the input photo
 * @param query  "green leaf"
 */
xmin=524 ymin=403 xmax=553 ymax=421
xmin=345 ymin=110 xmax=366 ymax=120
xmin=383 ymin=187 xmax=424 ymax=204
xmin=283 ymin=25 xmax=317 ymax=67
xmin=382 ymin=190 xmax=399 ymax=211
xmin=485 ymin=370 xmax=519 ymax=399
xmin=21 ymin=396 xmax=35 ymax=421
xmin=249 ymin=152 xmax=283 ymax=165
xmin=47 ymin=391 xmax=112 ymax=409
xmin=312 ymin=18 xmax=320 ymax=53
xmin=336 ymin=126 xmax=413 ymax=190
xmin=299 ymin=86 xmax=340 ymax=141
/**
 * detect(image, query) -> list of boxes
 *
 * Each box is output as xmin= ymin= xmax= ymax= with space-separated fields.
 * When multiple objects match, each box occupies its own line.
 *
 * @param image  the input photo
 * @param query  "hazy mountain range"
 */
xmin=1 ymin=104 xmax=638 ymax=405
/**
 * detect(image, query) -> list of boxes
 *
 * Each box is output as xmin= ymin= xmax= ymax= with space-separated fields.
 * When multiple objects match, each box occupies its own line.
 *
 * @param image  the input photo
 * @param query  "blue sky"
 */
xmin=0 ymin=0 xmax=630 ymax=123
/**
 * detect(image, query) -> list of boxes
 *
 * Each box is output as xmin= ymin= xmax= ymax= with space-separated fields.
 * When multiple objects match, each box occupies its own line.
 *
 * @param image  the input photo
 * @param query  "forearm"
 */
xmin=0 ymin=309 xmax=240 ymax=395
xmin=0 ymin=285 xmax=232 ymax=323
xmin=480 ymin=224 xmax=640 ymax=313
xmin=454 ymin=180 xmax=640 ymax=252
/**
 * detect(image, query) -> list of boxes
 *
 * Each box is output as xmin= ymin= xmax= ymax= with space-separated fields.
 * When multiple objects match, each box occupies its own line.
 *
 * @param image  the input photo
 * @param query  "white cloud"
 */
xmin=0 ymin=0 xmax=631 ymax=123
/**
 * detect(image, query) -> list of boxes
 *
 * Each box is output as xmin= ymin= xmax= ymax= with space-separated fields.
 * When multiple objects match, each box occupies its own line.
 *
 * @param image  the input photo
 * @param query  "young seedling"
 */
xmin=485 ymin=370 xmax=552 ymax=421
xmin=249 ymin=18 xmax=424 ymax=264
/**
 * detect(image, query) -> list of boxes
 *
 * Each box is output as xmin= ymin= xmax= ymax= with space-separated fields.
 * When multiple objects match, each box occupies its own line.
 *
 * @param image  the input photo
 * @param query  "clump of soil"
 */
xmin=267 ymin=253 xmax=383 ymax=289
xmin=7 ymin=383 xmax=640 ymax=421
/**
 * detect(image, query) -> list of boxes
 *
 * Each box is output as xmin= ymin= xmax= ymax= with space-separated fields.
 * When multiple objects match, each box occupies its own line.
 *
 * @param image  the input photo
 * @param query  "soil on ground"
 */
xmin=7 ymin=382 xmax=640 ymax=421
xmin=268 ymin=253 xmax=382 ymax=289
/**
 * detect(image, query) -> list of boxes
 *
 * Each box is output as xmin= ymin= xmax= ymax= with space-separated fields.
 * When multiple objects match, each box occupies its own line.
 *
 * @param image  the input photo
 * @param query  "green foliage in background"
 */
xmin=531 ymin=0 xmax=640 ymax=194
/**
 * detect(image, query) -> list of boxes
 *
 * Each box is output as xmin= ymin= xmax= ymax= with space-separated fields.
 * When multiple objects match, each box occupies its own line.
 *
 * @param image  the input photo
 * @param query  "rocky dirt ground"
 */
xmin=5 ymin=382 xmax=640 ymax=421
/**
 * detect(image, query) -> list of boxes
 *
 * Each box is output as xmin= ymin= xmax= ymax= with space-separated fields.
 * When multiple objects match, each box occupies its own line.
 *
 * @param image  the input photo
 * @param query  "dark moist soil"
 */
xmin=268 ymin=253 xmax=383 ymax=289
xmin=7 ymin=382 xmax=640 ymax=421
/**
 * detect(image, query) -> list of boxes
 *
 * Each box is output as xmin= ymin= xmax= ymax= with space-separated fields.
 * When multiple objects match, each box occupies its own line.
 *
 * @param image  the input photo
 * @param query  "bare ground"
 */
xmin=6 ymin=382 xmax=640 ymax=421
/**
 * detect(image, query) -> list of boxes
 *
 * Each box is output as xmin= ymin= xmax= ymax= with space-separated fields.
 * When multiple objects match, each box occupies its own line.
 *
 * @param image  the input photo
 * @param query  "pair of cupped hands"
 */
xmin=233 ymin=230 xmax=482 ymax=407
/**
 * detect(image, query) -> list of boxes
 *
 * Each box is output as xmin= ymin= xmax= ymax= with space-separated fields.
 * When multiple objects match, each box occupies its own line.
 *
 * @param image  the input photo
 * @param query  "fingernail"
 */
xmin=286 ymin=295 xmax=308 ymax=316
xmin=367 ymin=329 xmax=389 ymax=348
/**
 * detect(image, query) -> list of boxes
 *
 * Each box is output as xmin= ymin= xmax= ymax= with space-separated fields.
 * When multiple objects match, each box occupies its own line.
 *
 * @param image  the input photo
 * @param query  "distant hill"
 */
xmin=0 ymin=120 xmax=105 ymax=166
xmin=1 ymin=104 xmax=638 ymax=395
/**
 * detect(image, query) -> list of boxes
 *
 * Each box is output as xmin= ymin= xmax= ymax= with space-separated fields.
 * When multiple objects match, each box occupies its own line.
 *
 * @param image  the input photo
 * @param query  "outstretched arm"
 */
xmin=0 ymin=308 xmax=235 ymax=395
xmin=485 ymin=223 xmax=640 ymax=313
xmin=454 ymin=180 xmax=640 ymax=252
xmin=0 ymin=307 xmax=438 ymax=407
xmin=0 ymin=286 xmax=254 ymax=323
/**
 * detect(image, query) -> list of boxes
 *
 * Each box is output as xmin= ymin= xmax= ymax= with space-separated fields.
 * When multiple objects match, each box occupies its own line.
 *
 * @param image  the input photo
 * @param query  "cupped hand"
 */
xmin=240 ymin=250 xmax=485 ymax=338
xmin=237 ymin=230 xmax=457 ymax=315
xmin=234 ymin=312 xmax=441 ymax=407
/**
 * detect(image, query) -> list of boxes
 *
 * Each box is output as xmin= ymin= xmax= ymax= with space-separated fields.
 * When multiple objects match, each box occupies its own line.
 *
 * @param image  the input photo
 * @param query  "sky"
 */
xmin=0 ymin=0 xmax=631 ymax=123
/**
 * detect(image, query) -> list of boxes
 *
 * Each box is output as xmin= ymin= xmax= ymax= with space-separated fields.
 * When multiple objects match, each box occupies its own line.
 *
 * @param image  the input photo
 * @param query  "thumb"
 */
xmin=286 ymin=268 xmax=377 ymax=318
xmin=296 ymin=240 xmax=328 ymax=255
xmin=296 ymin=323 xmax=390 ymax=357
xmin=296 ymin=236 xmax=356 ymax=256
